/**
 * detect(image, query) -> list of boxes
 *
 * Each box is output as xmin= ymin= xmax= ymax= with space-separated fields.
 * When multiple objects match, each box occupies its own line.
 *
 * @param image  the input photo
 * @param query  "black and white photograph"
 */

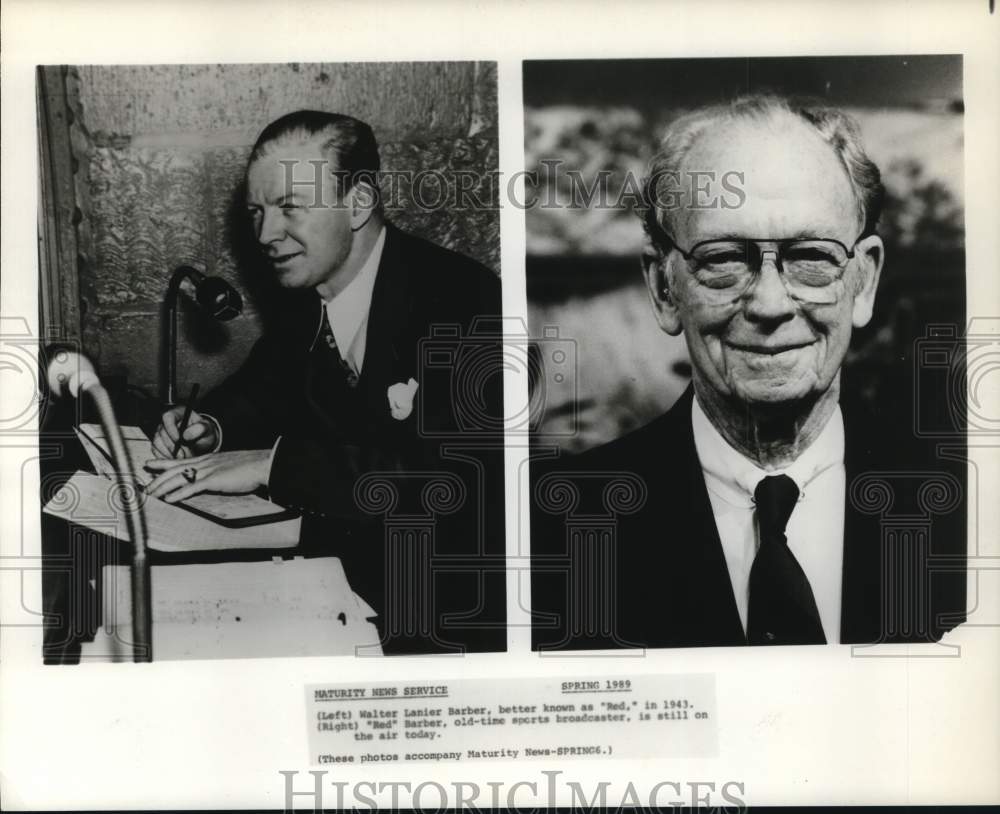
xmin=2 ymin=1 xmax=998 ymax=811
xmin=529 ymin=56 xmax=969 ymax=651
xmin=35 ymin=61 xmax=506 ymax=661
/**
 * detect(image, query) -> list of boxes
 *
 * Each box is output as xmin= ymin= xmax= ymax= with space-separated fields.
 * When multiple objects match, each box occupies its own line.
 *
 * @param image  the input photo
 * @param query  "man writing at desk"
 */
xmin=144 ymin=110 xmax=505 ymax=654
xmin=532 ymin=95 xmax=966 ymax=649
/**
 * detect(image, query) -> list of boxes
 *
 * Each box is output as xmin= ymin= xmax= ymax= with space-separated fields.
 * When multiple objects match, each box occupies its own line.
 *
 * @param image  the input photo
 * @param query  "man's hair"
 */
xmin=249 ymin=109 xmax=381 ymax=205
xmin=641 ymin=94 xmax=885 ymax=249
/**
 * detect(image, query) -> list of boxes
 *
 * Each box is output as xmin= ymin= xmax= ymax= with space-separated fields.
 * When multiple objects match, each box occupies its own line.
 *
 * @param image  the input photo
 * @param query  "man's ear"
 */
xmin=851 ymin=233 xmax=884 ymax=328
xmin=348 ymin=180 xmax=380 ymax=231
xmin=641 ymin=241 xmax=684 ymax=336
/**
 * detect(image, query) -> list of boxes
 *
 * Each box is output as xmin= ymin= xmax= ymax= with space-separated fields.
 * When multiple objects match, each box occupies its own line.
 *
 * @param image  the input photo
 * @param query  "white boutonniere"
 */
xmin=387 ymin=378 xmax=419 ymax=420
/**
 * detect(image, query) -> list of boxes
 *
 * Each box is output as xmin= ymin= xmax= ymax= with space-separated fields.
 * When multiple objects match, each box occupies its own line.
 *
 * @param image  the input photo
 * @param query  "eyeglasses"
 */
xmin=662 ymin=233 xmax=865 ymax=305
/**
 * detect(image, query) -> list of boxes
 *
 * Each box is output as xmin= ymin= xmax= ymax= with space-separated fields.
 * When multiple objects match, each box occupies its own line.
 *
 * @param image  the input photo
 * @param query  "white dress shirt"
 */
xmin=690 ymin=394 xmax=846 ymax=642
xmin=323 ymin=225 xmax=386 ymax=376
xmin=260 ymin=226 xmax=387 ymax=472
xmin=203 ymin=226 xmax=387 ymax=466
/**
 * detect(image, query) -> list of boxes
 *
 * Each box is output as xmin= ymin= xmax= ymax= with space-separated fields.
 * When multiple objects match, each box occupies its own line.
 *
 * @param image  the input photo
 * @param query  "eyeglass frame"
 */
xmin=650 ymin=223 xmax=870 ymax=291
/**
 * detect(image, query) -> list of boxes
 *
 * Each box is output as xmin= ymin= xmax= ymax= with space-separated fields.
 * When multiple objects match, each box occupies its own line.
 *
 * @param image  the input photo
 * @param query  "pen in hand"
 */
xmin=171 ymin=382 xmax=201 ymax=459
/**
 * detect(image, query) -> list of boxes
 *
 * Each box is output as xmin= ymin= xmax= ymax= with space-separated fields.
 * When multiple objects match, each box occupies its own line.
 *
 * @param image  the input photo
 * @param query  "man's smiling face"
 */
xmin=246 ymin=137 xmax=354 ymax=294
xmin=648 ymin=114 xmax=883 ymax=408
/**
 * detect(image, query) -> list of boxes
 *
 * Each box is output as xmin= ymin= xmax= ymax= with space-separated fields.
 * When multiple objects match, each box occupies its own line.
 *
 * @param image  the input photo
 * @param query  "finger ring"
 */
xmin=182 ymin=467 xmax=197 ymax=483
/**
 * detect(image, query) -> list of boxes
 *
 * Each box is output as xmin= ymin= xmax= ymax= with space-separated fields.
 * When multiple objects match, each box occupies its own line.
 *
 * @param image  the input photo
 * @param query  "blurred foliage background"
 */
xmin=524 ymin=56 xmax=965 ymax=452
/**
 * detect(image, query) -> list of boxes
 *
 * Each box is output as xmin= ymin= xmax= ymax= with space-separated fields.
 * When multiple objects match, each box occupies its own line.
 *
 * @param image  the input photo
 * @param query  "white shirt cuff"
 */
xmin=266 ymin=435 xmax=281 ymax=492
xmin=199 ymin=412 xmax=224 ymax=453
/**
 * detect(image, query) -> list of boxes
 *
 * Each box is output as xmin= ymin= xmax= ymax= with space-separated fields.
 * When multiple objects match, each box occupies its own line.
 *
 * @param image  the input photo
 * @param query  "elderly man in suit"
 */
xmin=532 ymin=95 xmax=966 ymax=650
xmin=144 ymin=110 xmax=505 ymax=654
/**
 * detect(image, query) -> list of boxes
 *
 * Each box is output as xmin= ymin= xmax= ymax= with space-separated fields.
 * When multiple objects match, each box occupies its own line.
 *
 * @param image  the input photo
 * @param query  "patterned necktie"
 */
xmin=747 ymin=474 xmax=826 ymax=645
xmin=319 ymin=307 xmax=359 ymax=389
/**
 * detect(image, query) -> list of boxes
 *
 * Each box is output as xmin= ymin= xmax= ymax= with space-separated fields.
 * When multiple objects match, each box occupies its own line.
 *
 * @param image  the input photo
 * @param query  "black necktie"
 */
xmin=747 ymin=474 xmax=826 ymax=645
xmin=319 ymin=307 xmax=359 ymax=389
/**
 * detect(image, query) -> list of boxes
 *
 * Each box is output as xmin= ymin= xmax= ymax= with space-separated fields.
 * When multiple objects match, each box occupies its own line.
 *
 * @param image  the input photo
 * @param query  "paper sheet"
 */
xmin=89 ymin=557 xmax=382 ymax=660
xmin=43 ymin=471 xmax=300 ymax=552
xmin=75 ymin=423 xmax=292 ymax=521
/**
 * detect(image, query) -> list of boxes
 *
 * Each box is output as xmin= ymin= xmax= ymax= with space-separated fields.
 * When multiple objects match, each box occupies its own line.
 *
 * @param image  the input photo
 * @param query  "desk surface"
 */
xmin=81 ymin=557 xmax=382 ymax=662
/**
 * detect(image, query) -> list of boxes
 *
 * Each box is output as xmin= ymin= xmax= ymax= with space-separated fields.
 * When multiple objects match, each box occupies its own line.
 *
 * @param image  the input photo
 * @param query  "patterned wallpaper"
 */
xmin=70 ymin=62 xmax=499 ymax=396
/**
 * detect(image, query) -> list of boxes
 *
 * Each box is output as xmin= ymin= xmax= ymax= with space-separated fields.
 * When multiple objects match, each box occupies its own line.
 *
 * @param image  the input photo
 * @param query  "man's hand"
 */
xmin=152 ymin=406 xmax=220 ymax=459
xmin=143 ymin=450 xmax=271 ymax=503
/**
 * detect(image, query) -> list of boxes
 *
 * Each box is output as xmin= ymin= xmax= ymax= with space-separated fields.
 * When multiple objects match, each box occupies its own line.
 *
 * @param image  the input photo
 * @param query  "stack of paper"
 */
xmin=83 ymin=557 xmax=382 ymax=661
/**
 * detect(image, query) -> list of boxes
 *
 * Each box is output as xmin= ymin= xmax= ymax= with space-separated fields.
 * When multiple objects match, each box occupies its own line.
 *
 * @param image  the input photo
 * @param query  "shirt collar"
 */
xmin=323 ymin=225 xmax=387 ymax=356
xmin=691 ymin=392 xmax=845 ymax=508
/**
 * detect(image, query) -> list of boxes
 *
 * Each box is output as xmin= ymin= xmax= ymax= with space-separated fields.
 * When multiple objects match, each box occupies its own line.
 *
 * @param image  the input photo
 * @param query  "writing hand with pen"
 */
xmin=145 ymin=391 xmax=272 ymax=503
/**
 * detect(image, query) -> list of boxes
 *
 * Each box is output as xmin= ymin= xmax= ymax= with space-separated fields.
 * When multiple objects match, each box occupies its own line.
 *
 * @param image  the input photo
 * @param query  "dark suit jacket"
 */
xmin=531 ymin=386 xmax=967 ymax=650
xmin=200 ymin=224 xmax=506 ymax=654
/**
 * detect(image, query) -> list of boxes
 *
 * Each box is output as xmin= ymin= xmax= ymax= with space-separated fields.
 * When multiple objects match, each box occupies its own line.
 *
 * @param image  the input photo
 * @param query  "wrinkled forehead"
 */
xmin=670 ymin=115 xmax=860 ymax=244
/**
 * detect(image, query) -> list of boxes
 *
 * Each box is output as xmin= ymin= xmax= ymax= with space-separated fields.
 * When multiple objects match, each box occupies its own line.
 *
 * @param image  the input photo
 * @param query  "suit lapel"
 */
xmin=301 ymin=295 xmax=357 ymax=436
xmin=839 ymin=399 xmax=893 ymax=644
xmin=358 ymin=224 xmax=413 ymax=419
xmin=276 ymin=292 xmax=341 ymax=435
xmin=634 ymin=387 xmax=746 ymax=647
xmin=298 ymin=224 xmax=413 ymax=434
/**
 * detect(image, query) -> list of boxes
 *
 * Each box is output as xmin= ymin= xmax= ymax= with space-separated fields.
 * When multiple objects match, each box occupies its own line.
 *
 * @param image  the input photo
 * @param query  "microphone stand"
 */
xmin=164 ymin=266 xmax=195 ymax=406
xmin=89 ymin=382 xmax=153 ymax=662
xmin=164 ymin=266 xmax=242 ymax=405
